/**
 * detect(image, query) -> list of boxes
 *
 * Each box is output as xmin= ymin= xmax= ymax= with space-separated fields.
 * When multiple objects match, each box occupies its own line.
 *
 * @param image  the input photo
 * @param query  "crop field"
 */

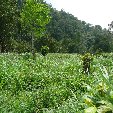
xmin=0 ymin=53 xmax=113 ymax=113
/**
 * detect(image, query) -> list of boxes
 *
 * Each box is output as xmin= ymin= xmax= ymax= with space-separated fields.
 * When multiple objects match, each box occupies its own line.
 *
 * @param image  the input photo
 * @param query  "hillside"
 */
xmin=1 ymin=0 xmax=113 ymax=53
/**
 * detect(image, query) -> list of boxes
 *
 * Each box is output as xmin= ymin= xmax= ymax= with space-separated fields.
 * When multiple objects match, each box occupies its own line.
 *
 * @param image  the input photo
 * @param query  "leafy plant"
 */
xmin=41 ymin=45 xmax=49 ymax=56
xmin=1 ymin=53 xmax=113 ymax=112
xmin=20 ymin=0 xmax=51 ymax=59
xmin=82 ymin=53 xmax=93 ymax=74
xmin=83 ymin=65 xmax=113 ymax=113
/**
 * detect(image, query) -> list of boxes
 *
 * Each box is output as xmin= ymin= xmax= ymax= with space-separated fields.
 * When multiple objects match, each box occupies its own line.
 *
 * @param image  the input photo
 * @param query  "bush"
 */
xmin=82 ymin=53 xmax=93 ymax=74
xmin=41 ymin=46 xmax=49 ymax=56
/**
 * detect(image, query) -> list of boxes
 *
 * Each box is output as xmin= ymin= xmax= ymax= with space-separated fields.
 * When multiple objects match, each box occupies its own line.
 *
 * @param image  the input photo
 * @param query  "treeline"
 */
xmin=45 ymin=8 xmax=113 ymax=53
xmin=1 ymin=0 xmax=113 ymax=53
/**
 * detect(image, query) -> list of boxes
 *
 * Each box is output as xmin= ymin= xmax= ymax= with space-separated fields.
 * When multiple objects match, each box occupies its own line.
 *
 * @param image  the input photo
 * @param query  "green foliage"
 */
xmin=46 ymin=7 xmax=113 ymax=53
xmin=1 ymin=51 xmax=113 ymax=112
xmin=20 ymin=0 xmax=51 ymax=37
xmin=20 ymin=0 xmax=51 ymax=58
xmin=0 ymin=0 xmax=17 ymax=52
xmin=11 ymin=39 xmax=31 ymax=53
xmin=35 ymin=36 xmax=59 ymax=53
xmin=82 ymin=53 xmax=93 ymax=74
xmin=82 ymin=55 xmax=113 ymax=113
xmin=1 ymin=0 xmax=113 ymax=54
xmin=41 ymin=45 xmax=49 ymax=56
xmin=0 ymin=53 xmax=83 ymax=112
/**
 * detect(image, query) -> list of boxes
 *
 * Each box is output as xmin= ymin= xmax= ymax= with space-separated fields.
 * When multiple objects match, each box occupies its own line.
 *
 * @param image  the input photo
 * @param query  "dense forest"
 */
xmin=1 ymin=0 xmax=113 ymax=54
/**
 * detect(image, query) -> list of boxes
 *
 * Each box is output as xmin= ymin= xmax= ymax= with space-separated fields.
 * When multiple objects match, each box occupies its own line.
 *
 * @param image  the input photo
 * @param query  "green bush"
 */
xmin=82 ymin=53 xmax=93 ymax=74
xmin=41 ymin=45 xmax=49 ymax=56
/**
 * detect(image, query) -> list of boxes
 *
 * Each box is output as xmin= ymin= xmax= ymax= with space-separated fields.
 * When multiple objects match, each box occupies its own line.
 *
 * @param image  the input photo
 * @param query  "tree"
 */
xmin=35 ymin=35 xmax=59 ymax=53
xmin=0 ymin=0 xmax=17 ymax=52
xmin=108 ymin=21 xmax=113 ymax=31
xmin=20 ymin=0 xmax=51 ymax=59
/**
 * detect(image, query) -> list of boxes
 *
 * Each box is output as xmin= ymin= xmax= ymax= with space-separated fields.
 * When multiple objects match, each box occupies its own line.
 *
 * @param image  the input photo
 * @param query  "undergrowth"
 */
xmin=0 ymin=53 xmax=113 ymax=113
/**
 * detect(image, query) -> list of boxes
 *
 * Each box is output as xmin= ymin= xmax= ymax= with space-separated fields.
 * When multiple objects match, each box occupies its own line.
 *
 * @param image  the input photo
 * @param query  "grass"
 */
xmin=0 ymin=53 xmax=113 ymax=113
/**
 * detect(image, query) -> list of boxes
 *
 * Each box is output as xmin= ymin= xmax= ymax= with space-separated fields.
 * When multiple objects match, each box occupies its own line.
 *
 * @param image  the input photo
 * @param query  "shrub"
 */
xmin=41 ymin=46 xmax=49 ymax=56
xmin=82 ymin=53 xmax=93 ymax=74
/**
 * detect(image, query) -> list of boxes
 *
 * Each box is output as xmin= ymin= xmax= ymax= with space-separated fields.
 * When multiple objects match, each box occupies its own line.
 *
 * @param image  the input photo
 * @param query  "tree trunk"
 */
xmin=31 ymin=32 xmax=36 ymax=60
xmin=0 ymin=44 xmax=1 ymax=53
xmin=0 ymin=41 xmax=6 ymax=53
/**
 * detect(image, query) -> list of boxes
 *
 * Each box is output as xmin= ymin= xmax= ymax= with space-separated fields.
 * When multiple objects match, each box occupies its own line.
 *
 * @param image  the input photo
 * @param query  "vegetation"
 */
xmin=41 ymin=45 xmax=49 ymax=56
xmin=82 ymin=53 xmax=93 ymax=74
xmin=20 ymin=0 xmax=51 ymax=58
xmin=1 ymin=0 xmax=113 ymax=113
xmin=0 ymin=53 xmax=113 ymax=112
xmin=46 ymin=9 xmax=113 ymax=53
xmin=0 ymin=0 xmax=17 ymax=52
xmin=1 ymin=0 xmax=113 ymax=53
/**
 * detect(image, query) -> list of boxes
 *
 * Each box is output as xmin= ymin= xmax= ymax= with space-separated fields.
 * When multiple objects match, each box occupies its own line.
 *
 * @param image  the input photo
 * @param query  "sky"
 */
xmin=45 ymin=0 xmax=113 ymax=29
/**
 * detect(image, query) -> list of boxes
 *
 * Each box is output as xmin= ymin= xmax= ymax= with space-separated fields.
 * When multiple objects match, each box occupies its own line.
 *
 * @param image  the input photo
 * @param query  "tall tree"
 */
xmin=0 ymin=0 xmax=17 ymax=52
xmin=20 ymin=0 xmax=51 ymax=58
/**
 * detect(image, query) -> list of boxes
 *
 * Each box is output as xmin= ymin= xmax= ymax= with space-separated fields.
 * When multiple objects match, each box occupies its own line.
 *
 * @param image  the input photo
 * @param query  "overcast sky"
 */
xmin=45 ymin=0 xmax=113 ymax=29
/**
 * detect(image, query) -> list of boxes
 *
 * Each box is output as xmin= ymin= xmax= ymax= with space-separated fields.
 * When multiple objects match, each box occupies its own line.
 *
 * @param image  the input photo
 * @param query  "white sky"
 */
xmin=45 ymin=0 xmax=113 ymax=29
